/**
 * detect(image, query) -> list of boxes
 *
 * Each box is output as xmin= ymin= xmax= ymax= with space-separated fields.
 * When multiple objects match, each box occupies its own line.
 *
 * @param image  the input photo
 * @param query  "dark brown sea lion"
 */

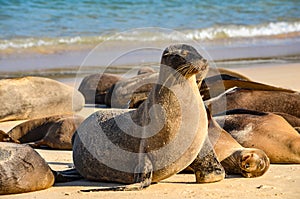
xmin=206 ymin=87 xmax=300 ymax=117
xmin=206 ymin=67 xmax=251 ymax=80
xmin=200 ymin=74 xmax=295 ymax=101
xmin=78 ymin=73 xmax=124 ymax=104
xmin=105 ymin=72 xmax=157 ymax=108
xmin=0 ymin=142 xmax=55 ymax=195
xmin=73 ymin=44 xmax=210 ymax=191
xmin=7 ymin=114 xmax=84 ymax=150
xmin=214 ymin=109 xmax=300 ymax=163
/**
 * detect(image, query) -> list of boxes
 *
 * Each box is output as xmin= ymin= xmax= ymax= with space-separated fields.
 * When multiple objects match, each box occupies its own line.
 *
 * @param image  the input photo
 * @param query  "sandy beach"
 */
xmin=0 ymin=63 xmax=299 ymax=199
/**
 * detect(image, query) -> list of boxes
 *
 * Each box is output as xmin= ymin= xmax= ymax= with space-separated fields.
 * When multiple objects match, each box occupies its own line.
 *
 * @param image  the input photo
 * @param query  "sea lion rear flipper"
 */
xmin=81 ymin=155 xmax=153 ymax=192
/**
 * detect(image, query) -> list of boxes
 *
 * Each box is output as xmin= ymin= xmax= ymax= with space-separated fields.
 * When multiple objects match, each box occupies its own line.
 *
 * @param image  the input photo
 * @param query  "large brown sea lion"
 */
xmin=0 ymin=76 xmax=84 ymax=122
xmin=72 ymin=44 xmax=210 ymax=191
xmin=214 ymin=109 xmax=300 ymax=163
xmin=7 ymin=114 xmax=84 ymax=150
xmin=273 ymin=112 xmax=300 ymax=130
xmin=207 ymin=113 xmax=270 ymax=177
xmin=0 ymin=142 xmax=55 ymax=195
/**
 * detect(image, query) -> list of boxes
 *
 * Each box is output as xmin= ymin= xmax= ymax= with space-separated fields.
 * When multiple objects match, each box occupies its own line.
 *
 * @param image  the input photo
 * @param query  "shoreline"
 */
xmin=1 ymin=38 xmax=300 ymax=74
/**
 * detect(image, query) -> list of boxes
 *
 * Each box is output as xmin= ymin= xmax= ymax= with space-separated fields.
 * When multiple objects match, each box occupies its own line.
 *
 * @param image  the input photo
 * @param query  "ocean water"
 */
xmin=1 ymin=0 xmax=300 ymax=74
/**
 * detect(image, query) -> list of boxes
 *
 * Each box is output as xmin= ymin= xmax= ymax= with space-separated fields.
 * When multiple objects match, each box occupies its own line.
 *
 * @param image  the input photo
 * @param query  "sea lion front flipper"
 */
xmin=81 ymin=155 xmax=153 ymax=192
xmin=189 ymin=136 xmax=225 ymax=183
xmin=53 ymin=168 xmax=84 ymax=183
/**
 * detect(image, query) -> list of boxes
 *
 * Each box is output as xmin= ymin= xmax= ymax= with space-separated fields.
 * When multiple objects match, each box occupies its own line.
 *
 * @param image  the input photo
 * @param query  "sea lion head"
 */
xmin=239 ymin=148 xmax=270 ymax=178
xmin=161 ymin=44 xmax=208 ymax=79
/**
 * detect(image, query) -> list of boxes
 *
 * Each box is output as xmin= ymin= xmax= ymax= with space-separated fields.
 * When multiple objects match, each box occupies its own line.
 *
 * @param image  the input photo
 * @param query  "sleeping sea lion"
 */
xmin=0 ymin=142 xmax=54 ymax=195
xmin=208 ymin=112 xmax=270 ymax=177
xmin=206 ymin=87 xmax=300 ymax=117
xmin=214 ymin=109 xmax=300 ymax=163
xmin=7 ymin=114 xmax=84 ymax=150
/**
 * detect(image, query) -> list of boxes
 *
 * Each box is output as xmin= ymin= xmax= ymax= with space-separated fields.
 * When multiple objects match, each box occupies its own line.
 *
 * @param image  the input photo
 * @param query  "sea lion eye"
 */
xmin=245 ymin=163 xmax=250 ymax=169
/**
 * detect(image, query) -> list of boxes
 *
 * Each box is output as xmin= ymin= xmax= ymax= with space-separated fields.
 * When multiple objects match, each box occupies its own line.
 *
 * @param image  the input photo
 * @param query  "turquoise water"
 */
xmin=1 ymin=0 xmax=300 ymax=73
xmin=1 ymin=0 xmax=300 ymax=39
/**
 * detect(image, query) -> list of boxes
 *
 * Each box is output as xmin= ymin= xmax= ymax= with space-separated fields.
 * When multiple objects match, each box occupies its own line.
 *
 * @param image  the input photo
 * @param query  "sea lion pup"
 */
xmin=72 ymin=44 xmax=209 ymax=191
xmin=7 ymin=114 xmax=84 ymax=150
xmin=206 ymin=87 xmax=300 ymax=117
xmin=214 ymin=109 xmax=300 ymax=163
xmin=0 ymin=142 xmax=55 ymax=195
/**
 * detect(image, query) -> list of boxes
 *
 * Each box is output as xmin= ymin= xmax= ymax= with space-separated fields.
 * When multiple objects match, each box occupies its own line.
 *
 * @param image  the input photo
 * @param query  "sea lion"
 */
xmin=206 ymin=87 xmax=300 ymax=117
xmin=73 ymin=44 xmax=209 ymax=191
xmin=206 ymin=67 xmax=251 ymax=80
xmin=0 ymin=76 xmax=84 ymax=122
xmin=214 ymin=109 xmax=300 ymax=163
xmin=184 ymin=109 xmax=270 ymax=178
xmin=200 ymin=74 xmax=295 ymax=101
xmin=0 ymin=130 xmax=19 ymax=143
xmin=7 ymin=114 xmax=84 ymax=150
xmin=137 ymin=66 xmax=156 ymax=75
xmin=273 ymin=112 xmax=300 ymax=130
xmin=0 ymin=142 xmax=55 ymax=195
xmin=105 ymin=72 xmax=157 ymax=108
xmin=105 ymin=69 xmax=294 ymax=108
xmin=207 ymin=113 xmax=269 ymax=177
xmin=78 ymin=73 xmax=124 ymax=104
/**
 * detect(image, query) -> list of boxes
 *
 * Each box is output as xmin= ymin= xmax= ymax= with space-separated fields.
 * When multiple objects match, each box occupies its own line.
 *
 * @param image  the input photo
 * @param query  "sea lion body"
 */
xmin=78 ymin=73 xmax=124 ymax=104
xmin=200 ymin=74 xmax=295 ymax=101
xmin=7 ymin=114 xmax=84 ymax=150
xmin=0 ymin=142 xmax=54 ymax=195
xmin=206 ymin=87 xmax=300 ymax=117
xmin=215 ymin=110 xmax=300 ymax=163
xmin=0 ymin=76 xmax=84 ymax=122
xmin=73 ymin=44 xmax=209 ymax=190
xmin=208 ymin=115 xmax=270 ymax=177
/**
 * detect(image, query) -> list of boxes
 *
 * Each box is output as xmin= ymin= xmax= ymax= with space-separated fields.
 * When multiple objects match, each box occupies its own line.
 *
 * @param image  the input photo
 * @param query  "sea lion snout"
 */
xmin=240 ymin=150 xmax=270 ymax=178
xmin=161 ymin=44 xmax=208 ymax=77
xmin=190 ymin=58 xmax=208 ymax=74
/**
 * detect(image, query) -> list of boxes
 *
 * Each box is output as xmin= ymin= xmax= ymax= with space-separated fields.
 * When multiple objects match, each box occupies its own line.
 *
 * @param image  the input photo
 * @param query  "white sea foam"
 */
xmin=1 ymin=21 xmax=300 ymax=50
